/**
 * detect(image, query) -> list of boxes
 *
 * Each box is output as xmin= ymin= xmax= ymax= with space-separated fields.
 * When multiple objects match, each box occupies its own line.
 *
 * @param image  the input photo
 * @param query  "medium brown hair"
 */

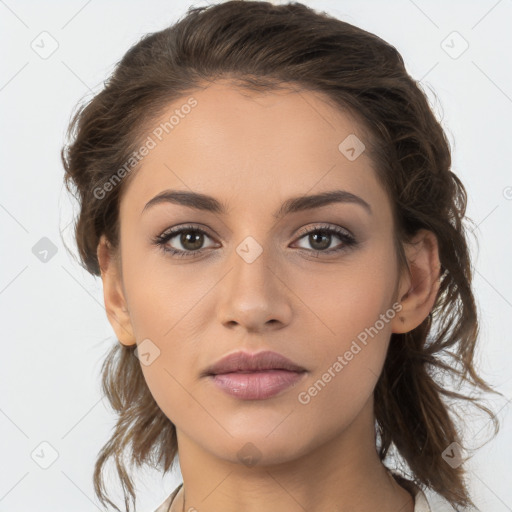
xmin=61 ymin=1 xmax=500 ymax=510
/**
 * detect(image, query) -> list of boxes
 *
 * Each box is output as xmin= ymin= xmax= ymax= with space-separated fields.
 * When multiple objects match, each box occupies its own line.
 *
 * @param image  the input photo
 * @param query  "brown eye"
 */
xmin=153 ymin=225 xmax=217 ymax=258
xmin=293 ymin=225 xmax=357 ymax=254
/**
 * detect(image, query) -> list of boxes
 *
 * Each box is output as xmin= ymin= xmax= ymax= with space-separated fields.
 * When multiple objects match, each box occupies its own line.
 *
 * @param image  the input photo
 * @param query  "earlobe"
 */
xmin=391 ymin=229 xmax=442 ymax=334
xmin=97 ymin=235 xmax=137 ymax=346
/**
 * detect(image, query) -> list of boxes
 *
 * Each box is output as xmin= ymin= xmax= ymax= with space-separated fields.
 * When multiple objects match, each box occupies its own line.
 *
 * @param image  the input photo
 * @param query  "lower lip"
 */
xmin=209 ymin=370 xmax=306 ymax=400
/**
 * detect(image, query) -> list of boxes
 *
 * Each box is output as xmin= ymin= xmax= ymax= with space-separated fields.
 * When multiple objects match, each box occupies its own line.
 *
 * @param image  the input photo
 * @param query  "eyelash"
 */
xmin=151 ymin=223 xmax=358 ymax=259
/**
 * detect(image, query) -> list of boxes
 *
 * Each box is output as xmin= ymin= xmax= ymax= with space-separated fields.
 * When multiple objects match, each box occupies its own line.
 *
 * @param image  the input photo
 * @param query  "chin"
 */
xmin=207 ymin=431 xmax=306 ymax=467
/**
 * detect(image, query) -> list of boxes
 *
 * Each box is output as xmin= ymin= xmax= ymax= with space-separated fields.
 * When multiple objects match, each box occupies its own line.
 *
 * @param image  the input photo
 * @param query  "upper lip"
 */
xmin=203 ymin=350 xmax=307 ymax=376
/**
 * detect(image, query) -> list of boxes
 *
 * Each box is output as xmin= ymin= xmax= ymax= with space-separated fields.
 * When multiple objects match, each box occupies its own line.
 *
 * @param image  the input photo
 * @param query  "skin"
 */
xmin=97 ymin=81 xmax=441 ymax=512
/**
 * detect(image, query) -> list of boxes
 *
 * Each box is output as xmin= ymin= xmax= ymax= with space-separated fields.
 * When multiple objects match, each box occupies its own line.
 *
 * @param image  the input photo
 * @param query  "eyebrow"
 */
xmin=141 ymin=189 xmax=372 ymax=218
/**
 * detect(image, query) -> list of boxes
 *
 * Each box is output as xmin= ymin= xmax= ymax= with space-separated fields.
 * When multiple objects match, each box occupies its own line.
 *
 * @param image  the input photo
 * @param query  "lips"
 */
xmin=210 ymin=370 xmax=306 ymax=400
xmin=202 ymin=350 xmax=307 ymax=400
xmin=202 ymin=350 xmax=307 ymax=376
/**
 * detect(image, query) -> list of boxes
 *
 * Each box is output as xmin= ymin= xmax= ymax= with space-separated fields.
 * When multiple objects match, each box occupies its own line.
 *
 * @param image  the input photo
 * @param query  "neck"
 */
xmin=171 ymin=397 xmax=414 ymax=512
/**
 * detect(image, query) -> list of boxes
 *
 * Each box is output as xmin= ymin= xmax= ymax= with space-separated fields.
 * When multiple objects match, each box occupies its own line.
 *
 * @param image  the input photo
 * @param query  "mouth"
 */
xmin=202 ymin=349 xmax=307 ymax=400
xmin=207 ymin=369 xmax=307 ymax=400
xmin=203 ymin=349 xmax=307 ymax=376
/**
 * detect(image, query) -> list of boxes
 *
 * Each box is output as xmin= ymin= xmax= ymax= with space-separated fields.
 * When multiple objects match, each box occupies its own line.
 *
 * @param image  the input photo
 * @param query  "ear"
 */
xmin=391 ymin=229 xmax=442 ymax=334
xmin=97 ymin=234 xmax=136 ymax=346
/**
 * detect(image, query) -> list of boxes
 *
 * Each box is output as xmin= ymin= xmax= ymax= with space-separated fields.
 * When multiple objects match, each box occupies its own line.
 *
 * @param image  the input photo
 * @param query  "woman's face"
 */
xmin=109 ymin=81 xmax=410 ymax=466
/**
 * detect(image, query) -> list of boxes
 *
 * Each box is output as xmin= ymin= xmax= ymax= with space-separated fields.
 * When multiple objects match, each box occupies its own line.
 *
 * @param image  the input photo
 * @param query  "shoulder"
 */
xmin=152 ymin=482 xmax=183 ymax=512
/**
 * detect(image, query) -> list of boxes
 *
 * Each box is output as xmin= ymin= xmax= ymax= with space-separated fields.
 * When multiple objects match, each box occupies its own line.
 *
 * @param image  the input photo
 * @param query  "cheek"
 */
xmin=116 ymin=242 xmax=207 ymax=419
xmin=290 ymin=246 xmax=398 ymax=348
xmin=290 ymin=269 xmax=396 ymax=443
xmin=138 ymin=358 xmax=185 ymax=427
xmin=289 ymin=248 xmax=397 ymax=404
xmin=119 ymin=229 xmax=207 ymax=341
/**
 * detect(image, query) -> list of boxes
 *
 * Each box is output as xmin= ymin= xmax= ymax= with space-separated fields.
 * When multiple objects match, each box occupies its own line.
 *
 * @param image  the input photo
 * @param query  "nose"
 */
xmin=216 ymin=241 xmax=293 ymax=334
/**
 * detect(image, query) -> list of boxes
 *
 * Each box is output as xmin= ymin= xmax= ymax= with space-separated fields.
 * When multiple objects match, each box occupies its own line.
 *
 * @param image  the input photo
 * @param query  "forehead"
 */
xmin=120 ymin=80 xmax=390 ymax=220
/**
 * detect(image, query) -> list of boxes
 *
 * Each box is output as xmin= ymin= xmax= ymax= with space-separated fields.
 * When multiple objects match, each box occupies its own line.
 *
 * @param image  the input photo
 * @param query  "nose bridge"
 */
xmin=216 ymin=233 xmax=293 ymax=331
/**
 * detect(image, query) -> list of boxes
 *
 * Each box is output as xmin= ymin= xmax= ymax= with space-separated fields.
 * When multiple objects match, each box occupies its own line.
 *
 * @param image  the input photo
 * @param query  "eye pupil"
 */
xmin=181 ymin=231 xmax=204 ymax=250
xmin=310 ymin=232 xmax=330 ymax=250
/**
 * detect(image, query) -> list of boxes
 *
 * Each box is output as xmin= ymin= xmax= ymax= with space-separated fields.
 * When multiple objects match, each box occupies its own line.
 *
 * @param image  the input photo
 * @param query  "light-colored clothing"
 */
xmin=153 ymin=481 xmax=459 ymax=511
xmin=153 ymin=483 xmax=181 ymax=512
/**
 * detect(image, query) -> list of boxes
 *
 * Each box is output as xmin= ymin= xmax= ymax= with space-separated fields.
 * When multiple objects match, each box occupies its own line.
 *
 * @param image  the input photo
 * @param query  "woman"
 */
xmin=61 ymin=1 xmax=500 ymax=511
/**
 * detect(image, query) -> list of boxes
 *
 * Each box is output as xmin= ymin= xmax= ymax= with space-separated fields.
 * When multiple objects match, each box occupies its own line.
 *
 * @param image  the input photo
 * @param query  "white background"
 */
xmin=1 ymin=0 xmax=511 ymax=510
